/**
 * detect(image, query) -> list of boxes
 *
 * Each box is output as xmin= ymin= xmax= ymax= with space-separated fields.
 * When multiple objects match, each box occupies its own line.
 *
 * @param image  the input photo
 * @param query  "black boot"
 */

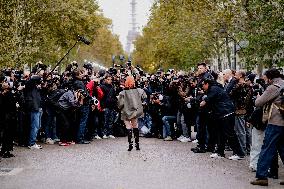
xmin=133 ymin=128 xmax=140 ymax=150
xmin=127 ymin=129 xmax=133 ymax=151
xmin=1 ymin=151 xmax=15 ymax=158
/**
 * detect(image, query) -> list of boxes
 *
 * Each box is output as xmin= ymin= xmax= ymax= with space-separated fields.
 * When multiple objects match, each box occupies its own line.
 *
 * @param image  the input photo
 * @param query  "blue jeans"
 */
xmin=138 ymin=112 xmax=152 ymax=130
xmin=162 ymin=116 xmax=176 ymax=138
xmin=256 ymin=124 xmax=284 ymax=179
xmin=29 ymin=109 xmax=42 ymax=146
xmin=103 ymin=108 xmax=116 ymax=136
xmin=234 ymin=115 xmax=247 ymax=155
xmin=93 ymin=111 xmax=104 ymax=137
xmin=77 ymin=105 xmax=90 ymax=142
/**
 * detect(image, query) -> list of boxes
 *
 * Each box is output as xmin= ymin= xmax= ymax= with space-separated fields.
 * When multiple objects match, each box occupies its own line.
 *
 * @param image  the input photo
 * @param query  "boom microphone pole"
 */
xmin=47 ymin=35 xmax=90 ymax=77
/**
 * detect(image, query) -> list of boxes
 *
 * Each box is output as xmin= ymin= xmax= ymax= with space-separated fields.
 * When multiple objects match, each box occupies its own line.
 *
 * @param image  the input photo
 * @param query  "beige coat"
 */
xmin=118 ymin=88 xmax=147 ymax=121
xmin=255 ymin=78 xmax=284 ymax=127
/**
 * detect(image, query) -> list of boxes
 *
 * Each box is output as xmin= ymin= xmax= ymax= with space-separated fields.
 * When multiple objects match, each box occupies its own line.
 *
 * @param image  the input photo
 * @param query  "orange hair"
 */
xmin=125 ymin=76 xmax=135 ymax=88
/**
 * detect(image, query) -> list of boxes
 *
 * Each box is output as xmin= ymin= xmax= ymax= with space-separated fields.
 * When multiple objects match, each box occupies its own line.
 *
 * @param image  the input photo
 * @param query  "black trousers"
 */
xmin=57 ymin=109 xmax=75 ymax=142
xmin=216 ymin=114 xmax=245 ymax=157
xmin=1 ymin=113 xmax=16 ymax=153
xmin=197 ymin=112 xmax=208 ymax=149
xmin=86 ymin=110 xmax=104 ymax=139
xmin=207 ymin=115 xmax=217 ymax=151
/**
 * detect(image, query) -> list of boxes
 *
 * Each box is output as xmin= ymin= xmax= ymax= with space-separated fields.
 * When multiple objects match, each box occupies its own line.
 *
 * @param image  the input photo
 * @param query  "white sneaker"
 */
xmin=94 ymin=135 xmax=102 ymax=140
xmin=53 ymin=138 xmax=60 ymax=142
xmin=229 ymin=155 xmax=244 ymax=160
xmin=180 ymin=137 xmax=191 ymax=143
xmin=164 ymin=136 xmax=173 ymax=141
xmin=210 ymin=153 xmax=224 ymax=159
xmin=249 ymin=166 xmax=256 ymax=172
xmin=109 ymin=135 xmax=116 ymax=139
xmin=177 ymin=135 xmax=184 ymax=141
xmin=45 ymin=138 xmax=54 ymax=145
xmin=192 ymin=139 xmax=198 ymax=144
xmin=28 ymin=143 xmax=42 ymax=149
xmin=102 ymin=135 xmax=108 ymax=139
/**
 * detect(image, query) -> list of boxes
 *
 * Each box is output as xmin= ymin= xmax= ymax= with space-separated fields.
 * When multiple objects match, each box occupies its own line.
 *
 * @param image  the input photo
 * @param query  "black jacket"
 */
xmin=225 ymin=77 xmax=237 ymax=95
xmin=161 ymin=86 xmax=179 ymax=116
xmin=24 ymin=79 xmax=41 ymax=112
xmin=100 ymin=83 xmax=117 ymax=109
xmin=204 ymin=83 xmax=235 ymax=119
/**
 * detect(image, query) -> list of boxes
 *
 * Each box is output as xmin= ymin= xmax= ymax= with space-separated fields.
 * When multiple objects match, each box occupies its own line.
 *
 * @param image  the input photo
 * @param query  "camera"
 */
xmin=127 ymin=61 xmax=132 ymax=67
xmin=152 ymin=92 xmax=163 ymax=101
xmin=186 ymin=97 xmax=199 ymax=109
xmin=108 ymin=67 xmax=117 ymax=75
xmin=91 ymin=96 xmax=99 ymax=106
xmin=66 ymin=61 xmax=79 ymax=72
xmin=252 ymin=84 xmax=263 ymax=96
xmin=83 ymin=63 xmax=93 ymax=71
xmin=114 ymin=64 xmax=122 ymax=68
xmin=120 ymin=68 xmax=126 ymax=74
xmin=76 ymin=89 xmax=88 ymax=98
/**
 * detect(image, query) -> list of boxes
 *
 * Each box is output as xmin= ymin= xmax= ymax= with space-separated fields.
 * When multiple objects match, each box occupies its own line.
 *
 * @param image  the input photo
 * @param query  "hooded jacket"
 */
xmin=118 ymin=88 xmax=146 ymax=120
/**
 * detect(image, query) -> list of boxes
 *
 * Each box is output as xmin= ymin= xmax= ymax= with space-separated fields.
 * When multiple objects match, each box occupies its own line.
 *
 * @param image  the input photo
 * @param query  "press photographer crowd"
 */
xmin=0 ymin=61 xmax=284 ymax=186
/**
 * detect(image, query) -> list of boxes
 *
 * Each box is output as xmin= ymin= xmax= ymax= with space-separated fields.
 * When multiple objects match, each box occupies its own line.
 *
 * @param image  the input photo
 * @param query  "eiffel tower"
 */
xmin=125 ymin=0 xmax=139 ymax=54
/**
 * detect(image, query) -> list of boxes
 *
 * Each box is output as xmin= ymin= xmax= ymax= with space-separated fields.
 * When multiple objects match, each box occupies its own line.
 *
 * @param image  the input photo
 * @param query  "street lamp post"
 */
xmin=112 ymin=55 xmax=116 ymax=68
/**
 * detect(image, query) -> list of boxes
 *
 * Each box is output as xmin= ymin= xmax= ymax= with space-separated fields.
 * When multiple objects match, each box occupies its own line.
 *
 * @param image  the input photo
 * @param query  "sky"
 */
xmin=97 ymin=0 xmax=154 ymax=50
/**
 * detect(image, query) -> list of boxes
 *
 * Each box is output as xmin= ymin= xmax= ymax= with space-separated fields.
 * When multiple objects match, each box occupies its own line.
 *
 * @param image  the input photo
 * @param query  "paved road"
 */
xmin=0 ymin=137 xmax=283 ymax=189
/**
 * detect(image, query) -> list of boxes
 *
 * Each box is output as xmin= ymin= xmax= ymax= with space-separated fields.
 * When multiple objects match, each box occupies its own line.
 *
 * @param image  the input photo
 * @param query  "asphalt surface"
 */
xmin=0 ymin=137 xmax=283 ymax=189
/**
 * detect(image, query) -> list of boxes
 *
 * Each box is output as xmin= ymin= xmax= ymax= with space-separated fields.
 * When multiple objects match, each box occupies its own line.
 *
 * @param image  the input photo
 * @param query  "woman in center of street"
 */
xmin=118 ymin=76 xmax=147 ymax=151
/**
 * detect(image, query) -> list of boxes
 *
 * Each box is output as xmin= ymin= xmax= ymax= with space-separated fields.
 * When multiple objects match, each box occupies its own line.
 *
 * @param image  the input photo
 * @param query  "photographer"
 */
xmin=184 ymin=77 xmax=199 ymax=131
xmin=246 ymin=74 xmax=270 ymax=173
xmin=200 ymin=78 xmax=245 ymax=160
xmin=161 ymin=80 xmax=179 ymax=141
xmin=57 ymin=87 xmax=82 ymax=146
xmin=191 ymin=63 xmax=213 ymax=153
xmin=44 ymin=81 xmax=65 ymax=144
xmin=86 ymin=78 xmax=104 ymax=140
xmin=231 ymin=70 xmax=253 ymax=155
xmin=137 ymin=80 xmax=153 ymax=136
xmin=224 ymin=69 xmax=238 ymax=95
xmin=176 ymin=77 xmax=191 ymax=142
xmin=251 ymin=68 xmax=284 ymax=186
xmin=24 ymin=74 xmax=43 ymax=150
xmin=100 ymin=75 xmax=118 ymax=139
xmin=72 ymin=69 xmax=91 ymax=144
xmin=0 ymin=80 xmax=18 ymax=158
xmin=148 ymin=91 xmax=164 ymax=138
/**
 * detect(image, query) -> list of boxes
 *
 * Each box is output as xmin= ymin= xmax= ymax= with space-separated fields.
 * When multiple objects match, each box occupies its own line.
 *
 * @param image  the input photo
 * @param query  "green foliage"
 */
xmin=0 ymin=0 xmax=123 ymax=69
xmin=133 ymin=0 xmax=284 ymax=71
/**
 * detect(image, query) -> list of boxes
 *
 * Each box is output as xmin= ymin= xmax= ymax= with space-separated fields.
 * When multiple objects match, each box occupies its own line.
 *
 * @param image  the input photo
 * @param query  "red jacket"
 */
xmin=86 ymin=80 xmax=104 ymax=111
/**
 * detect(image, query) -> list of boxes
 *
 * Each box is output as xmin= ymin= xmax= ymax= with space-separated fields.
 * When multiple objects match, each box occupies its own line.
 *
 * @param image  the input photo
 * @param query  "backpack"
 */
xmin=46 ymin=89 xmax=66 ymax=111
xmin=248 ymin=107 xmax=267 ymax=131
xmin=273 ymin=86 xmax=284 ymax=118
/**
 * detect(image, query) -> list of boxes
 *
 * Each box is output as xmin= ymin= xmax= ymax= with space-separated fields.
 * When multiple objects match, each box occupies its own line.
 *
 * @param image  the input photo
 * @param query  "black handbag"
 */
xmin=248 ymin=107 xmax=267 ymax=131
